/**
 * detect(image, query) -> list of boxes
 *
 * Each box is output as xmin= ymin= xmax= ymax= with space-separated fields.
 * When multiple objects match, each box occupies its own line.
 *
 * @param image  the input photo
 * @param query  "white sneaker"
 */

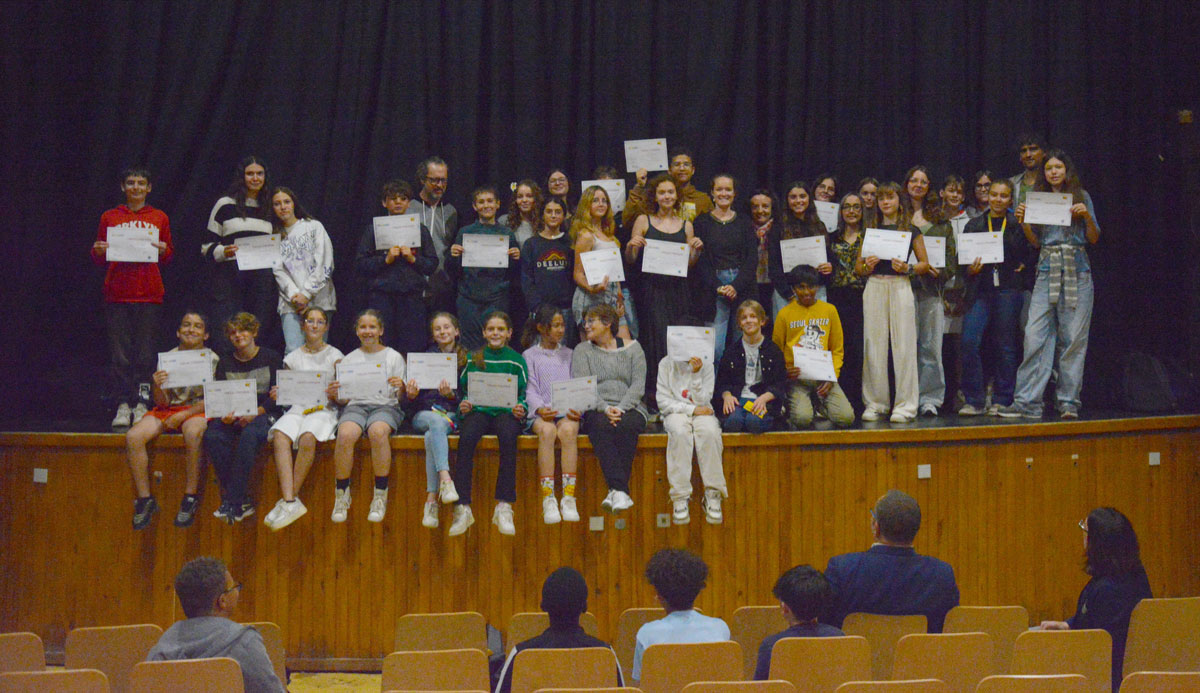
xmin=600 ymin=490 xmax=615 ymax=513
xmin=422 ymin=501 xmax=439 ymax=528
xmin=131 ymin=402 xmax=148 ymax=425
xmin=703 ymin=489 xmax=724 ymax=525
xmin=438 ymin=478 xmax=459 ymax=504
xmin=560 ymin=496 xmax=580 ymax=522
xmin=331 ymin=487 xmax=351 ymax=523
xmin=958 ymin=404 xmax=984 ymax=416
xmin=493 ymin=502 xmax=516 ymax=535
xmin=890 ymin=412 xmax=914 ymax=423
xmin=111 ymin=402 xmax=132 ymax=428
xmin=986 ymin=403 xmax=1002 ymax=416
xmin=860 ymin=408 xmax=882 ymax=422
xmin=919 ymin=404 xmax=938 ymax=418
xmin=672 ymin=499 xmax=690 ymax=524
xmin=271 ymin=499 xmax=307 ymax=531
xmin=367 ymin=489 xmax=388 ymax=523
xmin=542 ymin=496 xmax=562 ymax=524
xmin=448 ymin=505 xmax=475 ymax=536
xmin=264 ymin=499 xmax=286 ymax=527
xmin=611 ymin=491 xmax=634 ymax=512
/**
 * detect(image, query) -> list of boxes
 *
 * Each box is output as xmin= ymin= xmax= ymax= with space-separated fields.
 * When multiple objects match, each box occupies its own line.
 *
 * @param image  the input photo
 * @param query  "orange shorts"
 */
xmin=148 ymin=405 xmax=205 ymax=427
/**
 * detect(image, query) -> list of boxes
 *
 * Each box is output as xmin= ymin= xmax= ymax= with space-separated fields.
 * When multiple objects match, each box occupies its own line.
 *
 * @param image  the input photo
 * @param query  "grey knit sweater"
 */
xmin=571 ymin=339 xmax=648 ymax=418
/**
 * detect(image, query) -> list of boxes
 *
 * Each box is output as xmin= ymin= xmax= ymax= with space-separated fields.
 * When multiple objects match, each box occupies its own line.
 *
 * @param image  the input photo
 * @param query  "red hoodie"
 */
xmin=91 ymin=204 xmax=173 ymax=302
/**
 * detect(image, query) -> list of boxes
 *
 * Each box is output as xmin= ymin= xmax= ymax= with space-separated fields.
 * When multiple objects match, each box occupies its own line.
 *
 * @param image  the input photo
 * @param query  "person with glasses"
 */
xmin=270 ymin=187 xmax=336 ymax=354
xmin=622 ymin=149 xmax=714 ymax=231
xmin=827 ymin=193 xmax=867 ymax=413
xmin=148 ymin=556 xmax=286 ymax=693
xmin=409 ymin=156 xmax=459 ymax=314
xmin=966 ymin=170 xmax=994 ymax=218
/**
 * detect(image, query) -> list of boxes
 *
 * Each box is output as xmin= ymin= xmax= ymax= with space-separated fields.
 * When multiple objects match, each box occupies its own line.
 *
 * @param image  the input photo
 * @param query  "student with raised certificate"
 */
xmin=446 ymin=185 xmax=521 ymax=350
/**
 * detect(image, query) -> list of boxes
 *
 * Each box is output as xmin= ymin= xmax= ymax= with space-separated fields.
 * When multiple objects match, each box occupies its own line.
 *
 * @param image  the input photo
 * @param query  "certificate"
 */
xmin=641 ymin=238 xmax=689 ymax=277
xmin=373 ymin=213 xmax=421 ymax=249
xmin=158 ymin=349 xmax=214 ymax=388
xmin=235 ymin=234 xmax=282 ymax=270
xmin=407 ymin=352 xmax=458 ymax=390
xmin=861 ymin=228 xmax=912 ymax=262
xmin=106 ymin=226 xmax=159 ymax=263
xmin=957 ymin=232 xmax=1005 ymax=265
xmin=1024 ymin=192 xmax=1072 ymax=226
xmin=666 ymin=326 xmax=716 ymax=365
xmin=276 ymin=370 xmax=328 ymax=408
xmin=580 ymin=247 xmax=626 ymax=285
xmin=814 ymin=201 xmax=839 ymax=234
xmin=623 ymin=138 xmax=669 ymax=172
xmin=780 ymin=236 xmax=827 ymax=272
xmin=550 ymin=376 xmax=599 ymax=414
xmin=791 ymin=346 xmax=837 ymax=382
xmin=907 ymin=236 xmax=946 ymax=268
xmin=581 ymin=178 xmax=626 ymax=213
xmin=336 ymin=361 xmax=390 ymax=401
xmin=203 ymin=380 xmax=258 ymax=418
xmin=467 ymin=371 xmax=518 ymax=409
xmin=461 ymin=233 xmax=510 ymax=268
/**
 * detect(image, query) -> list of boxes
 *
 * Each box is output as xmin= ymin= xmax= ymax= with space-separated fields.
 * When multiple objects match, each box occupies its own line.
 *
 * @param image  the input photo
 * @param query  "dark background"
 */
xmin=2 ymin=0 xmax=1197 ymax=424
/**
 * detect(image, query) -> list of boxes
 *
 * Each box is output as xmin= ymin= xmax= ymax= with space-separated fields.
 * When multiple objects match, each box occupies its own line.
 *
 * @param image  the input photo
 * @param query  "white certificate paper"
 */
xmin=957 ymin=232 xmax=1005 ymax=265
xmin=235 ymin=234 xmax=282 ymax=270
xmin=623 ymin=138 xmax=669 ymax=172
xmin=276 ymin=370 xmax=328 ymax=408
xmin=373 ymin=213 xmax=421 ymax=249
xmin=667 ymin=326 xmax=716 ymax=365
xmin=203 ymin=380 xmax=258 ymax=418
xmin=641 ymin=238 xmax=689 ymax=277
xmin=814 ymin=201 xmax=840 ymax=234
xmin=550 ymin=377 xmax=599 ymax=414
xmin=908 ymin=236 xmax=946 ymax=268
xmin=467 ymin=371 xmax=518 ymax=409
xmin=407 ymin=352 xmax=458 ymax=390
xmin=337 ymin=361 xmax=390 ymax=401
xmin=157 ymin=350 xmax=214 ymax=389
xmin=1024 ymin=192 xmax=1073 ymax=226
xmin=780 ymin=236 xmax=827 ymax=272
xmin=861 ymin=228 xmax=913 ymax=262
xmin=461 ymin=233 xmax=510 ymax=268
xmin=106 ymin=226 xmax=159 ymax=263
xmin=580 ymin=247 xmax=626 ymax=285
xmin=792 ymin=346 xmax=837 ymax=382
xmin=581 ymin=178 xmax=626 ymax=213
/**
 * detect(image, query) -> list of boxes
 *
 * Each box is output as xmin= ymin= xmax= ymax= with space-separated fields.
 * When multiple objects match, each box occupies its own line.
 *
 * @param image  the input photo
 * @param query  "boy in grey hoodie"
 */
xmin=147 ymin=556 xmax=285 ymax=693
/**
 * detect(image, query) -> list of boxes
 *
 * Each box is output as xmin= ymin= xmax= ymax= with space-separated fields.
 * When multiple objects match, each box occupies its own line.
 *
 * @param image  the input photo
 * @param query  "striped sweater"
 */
xmin=201 ymin=196 xmax=274 ymax=263
xmin=460 ymin=345 xmax=528 ymax=416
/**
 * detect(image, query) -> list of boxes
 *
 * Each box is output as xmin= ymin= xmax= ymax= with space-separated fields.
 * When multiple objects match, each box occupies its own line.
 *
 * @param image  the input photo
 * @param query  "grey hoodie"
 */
xmin=146 ymin=616 xmax=285 ymax=693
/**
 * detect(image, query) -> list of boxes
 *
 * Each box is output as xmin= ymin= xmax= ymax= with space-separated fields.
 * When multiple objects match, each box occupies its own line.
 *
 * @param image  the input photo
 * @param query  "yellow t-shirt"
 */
xmin=771 ymin=299 xmax=845 ymax=377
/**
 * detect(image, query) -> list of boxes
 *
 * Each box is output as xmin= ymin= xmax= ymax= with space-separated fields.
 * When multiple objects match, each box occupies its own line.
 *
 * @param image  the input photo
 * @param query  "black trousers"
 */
xmin=581 ymin=409 xmax=645 ymax=493
xmin=368 ymin=288 xmax=428 ymax=355
xmin=453 ymin=410 xmax=521 ymax=505
xmin=105 ymin=302 xmax=160 ymax=406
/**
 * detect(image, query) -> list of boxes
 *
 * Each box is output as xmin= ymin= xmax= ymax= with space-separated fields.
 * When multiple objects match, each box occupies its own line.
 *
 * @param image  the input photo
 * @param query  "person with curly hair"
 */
xmin=631 ymin=548 xmax=730 ymax=682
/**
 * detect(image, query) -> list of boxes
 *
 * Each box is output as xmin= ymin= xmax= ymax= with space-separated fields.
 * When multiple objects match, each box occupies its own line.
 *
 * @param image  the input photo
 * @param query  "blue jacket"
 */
xmin=824 ymin=544 xmax=959 ymax=632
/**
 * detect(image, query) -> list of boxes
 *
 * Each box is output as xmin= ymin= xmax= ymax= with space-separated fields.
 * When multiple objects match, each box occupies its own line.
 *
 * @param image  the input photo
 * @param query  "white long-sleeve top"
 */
xmin=274 ymin=218 xmax=336 ymax=314
xmin=655 ymin=355 xmax=715 ymax=417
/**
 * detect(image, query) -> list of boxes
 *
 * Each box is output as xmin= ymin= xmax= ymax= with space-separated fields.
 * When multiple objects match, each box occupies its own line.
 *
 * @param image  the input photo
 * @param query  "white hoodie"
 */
xmin=655 ymin=355 xmax=715 ymax=417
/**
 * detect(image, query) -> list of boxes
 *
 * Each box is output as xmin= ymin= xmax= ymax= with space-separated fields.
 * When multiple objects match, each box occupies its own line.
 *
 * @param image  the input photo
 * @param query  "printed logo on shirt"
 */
xmin=537 ymin=247 xmax=569 ymax=271
xmin=798 ymin=321 xmax=828 ymax=350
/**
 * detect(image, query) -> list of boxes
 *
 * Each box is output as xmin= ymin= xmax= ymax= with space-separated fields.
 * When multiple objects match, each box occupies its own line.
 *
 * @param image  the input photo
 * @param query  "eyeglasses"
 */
xmin=223 ymin=582 xmax=242 ymax=595
xmin=976 ymin=183 xmax=992 ymax=189
xmin=1078 ymin=518 xmax=1088 ymax=533
xmin=424 ymin=177 xmax=448 ymax=185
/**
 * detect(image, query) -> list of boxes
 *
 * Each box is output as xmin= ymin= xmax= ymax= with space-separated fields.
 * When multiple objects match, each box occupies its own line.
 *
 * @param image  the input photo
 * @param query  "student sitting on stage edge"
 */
xmin=715 ymin=299 xmax=786 ymax=434
xmin=754 ymin=564 xmax=845 ymax=680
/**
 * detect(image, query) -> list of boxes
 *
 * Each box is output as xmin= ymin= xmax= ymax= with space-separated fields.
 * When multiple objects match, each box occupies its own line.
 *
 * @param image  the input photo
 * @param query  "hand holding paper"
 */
xmin=667 ymin=326 xmax=716 ymax=365
xmin=791 ymin=346 xmax=837 ymax=382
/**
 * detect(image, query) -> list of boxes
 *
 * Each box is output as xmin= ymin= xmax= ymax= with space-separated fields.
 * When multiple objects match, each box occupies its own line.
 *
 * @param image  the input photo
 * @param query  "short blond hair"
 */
xmin=225 ymin=311 xmax=259 ymax=335
xmin=735 ymin=299 xmax=767 ymax=323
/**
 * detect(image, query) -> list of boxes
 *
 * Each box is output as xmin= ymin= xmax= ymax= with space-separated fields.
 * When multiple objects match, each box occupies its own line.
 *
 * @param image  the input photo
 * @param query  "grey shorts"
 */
xmin=338 ymin=403 xmax=404 ymax=433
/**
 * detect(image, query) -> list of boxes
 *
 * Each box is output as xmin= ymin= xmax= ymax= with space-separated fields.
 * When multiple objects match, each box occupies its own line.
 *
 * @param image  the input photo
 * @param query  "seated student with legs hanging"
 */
xmin=657 ymin=352 xmax=726 ymax=525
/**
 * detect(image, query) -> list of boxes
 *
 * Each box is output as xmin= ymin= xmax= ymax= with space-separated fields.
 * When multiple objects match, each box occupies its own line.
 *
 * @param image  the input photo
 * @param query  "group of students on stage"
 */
xmin=93 ymin=133 xmax=1100 ymax=534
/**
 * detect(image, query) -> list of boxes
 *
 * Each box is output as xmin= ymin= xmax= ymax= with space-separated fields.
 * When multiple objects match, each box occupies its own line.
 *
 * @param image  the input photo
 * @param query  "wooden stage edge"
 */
xmin=1 ymin=414 xmax=1198 ymax=672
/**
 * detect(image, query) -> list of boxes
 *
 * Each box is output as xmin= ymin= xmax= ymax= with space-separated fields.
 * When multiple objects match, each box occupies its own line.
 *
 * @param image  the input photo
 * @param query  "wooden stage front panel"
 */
xmin=2 ymin=416 xmax=1198 ymax=670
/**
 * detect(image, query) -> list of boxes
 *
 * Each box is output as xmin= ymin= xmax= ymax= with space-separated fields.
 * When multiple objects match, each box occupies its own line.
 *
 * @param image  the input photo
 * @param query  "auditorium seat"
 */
xmin=615 ymin=607 xmax=667 ymax=676
xmin=943 ymin=606 xmax=1029 ymax=674
xmin=129 ymin=657 xmax=243 ymax=693
xmin=64 ymin=624 xmax=163 ymax=693
xmin=730 ymin=606 xmax=789 ymax=679
xmin=1118 ymin=671 xmax=1200 ymax=692
xmin=767 ymin=636 xmax=872 ymax=693
xmin=382 ymin=648 xmax=491 ymax=692
xmin=533 ymin=688 xmax=641 ymax=693
xmin=0 ymin=668 xmax=109 ymax=692
xmin=511 ymin=647 xmax=620 ymax=693
xmin=1010 ymin=630 xmax=1111 ymax=693
xmin=974 ymin=674 xmax=1088 ymax=692
xmin=841 ymin=614 xmax=928 ymax=681
xmin=395 ymin=611 xmax=488 ymax=653
xmin=891 ymin=632 xmax=993 ymax=693
xmin=834 ymin=681 xmax=949 ymax=692
xmin=683 ymin=681 xmax=797 ymax=693
xmin=1121 ymin=596 xmax=1200 ymax=676
xmin=639 ymin=641 xmax=743 ymax=693
xmin=0 ymin=633 xmax=43 ymax=674
xmin=506 ymin=611 xmax=601 ymax=652
xmin=243 ymin=621 xmax=285 ymax=687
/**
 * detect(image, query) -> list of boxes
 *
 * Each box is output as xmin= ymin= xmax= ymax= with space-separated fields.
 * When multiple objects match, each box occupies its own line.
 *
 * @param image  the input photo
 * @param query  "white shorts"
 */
xmin=269 ymin=408 xmax=339 ymax=447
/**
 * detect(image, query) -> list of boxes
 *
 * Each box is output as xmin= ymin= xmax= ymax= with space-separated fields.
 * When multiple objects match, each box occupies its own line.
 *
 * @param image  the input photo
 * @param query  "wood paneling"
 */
xmin=1 ymin=416 xmax=1198 ymax=670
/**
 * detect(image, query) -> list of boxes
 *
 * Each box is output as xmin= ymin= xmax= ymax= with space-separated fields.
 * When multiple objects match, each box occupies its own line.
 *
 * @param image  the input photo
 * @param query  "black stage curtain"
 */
xmin=1 ymin=1 xmax=1197 ymax=419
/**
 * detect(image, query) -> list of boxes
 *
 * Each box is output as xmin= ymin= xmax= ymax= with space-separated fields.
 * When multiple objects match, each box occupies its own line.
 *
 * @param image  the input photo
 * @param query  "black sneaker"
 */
xmin=132 ymin=496 xmax=159 ymax=530
xmin=213 ymin=501 xmax=233 ymax=521
xmin=174 ymin=495 xmax=200 ymax=528
xmin=231 ymin=503 xmax=256 ymax=523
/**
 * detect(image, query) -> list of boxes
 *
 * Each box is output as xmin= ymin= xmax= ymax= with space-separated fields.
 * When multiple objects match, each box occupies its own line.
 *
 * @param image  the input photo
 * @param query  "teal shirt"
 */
xmin=460 ymin=345 xmax=528 ymax=416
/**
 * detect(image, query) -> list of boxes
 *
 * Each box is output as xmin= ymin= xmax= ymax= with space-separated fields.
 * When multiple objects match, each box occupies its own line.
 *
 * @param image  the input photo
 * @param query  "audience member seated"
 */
xmin=824 ymin=490 xmax=959 ymax=632
xmin=754 ymin=564 xmax=845 ymax=680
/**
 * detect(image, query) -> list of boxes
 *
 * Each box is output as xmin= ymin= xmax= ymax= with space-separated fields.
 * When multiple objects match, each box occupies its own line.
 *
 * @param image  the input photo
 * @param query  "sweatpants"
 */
xmin=662 ymin=413 xmax=726 ymax=500
xmin=862 ymin=275 xmax=918 ymax=418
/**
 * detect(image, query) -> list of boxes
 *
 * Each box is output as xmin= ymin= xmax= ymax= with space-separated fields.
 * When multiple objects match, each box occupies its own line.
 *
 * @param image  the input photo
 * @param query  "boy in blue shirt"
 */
xmin=631 ymin=548 xmax=730 ymax=682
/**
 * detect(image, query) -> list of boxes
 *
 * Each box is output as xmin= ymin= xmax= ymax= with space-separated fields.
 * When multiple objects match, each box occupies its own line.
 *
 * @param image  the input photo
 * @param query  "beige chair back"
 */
xmin=639 ymin=641 xmax=742 ymax=693
xmin=382 ymin=648 xmax=490 ymax=692
xmin=975 ymin=674 xmax=1088 ymax=692
xmin=534 ymin=688 xmax=641 ymax=693
xmin=1011 ymin=629 xmax=1111 ymax=693
xmin=842 ymin=613 xmax=928 ymax=681
xmin=891 ymin=632 xmax=993 ymax=693
xmin=129 ymin=657 xmax=243 ymax=693
xmin=1122 ymin=597 xmax=1200 ymax=677
xmin=243 ymin=622 xmax=285 ymax=688
xmin=511 ymin=647 xmax=619 ymax=693
xmin=615 ymin=608 xmax=667 ymax=677
xmin=0 ymin=669 xmax=109 ymax=692
xmin=768 ymin=636 xmax=872 ymax=693
xmin=835 ymin=681 xmax=949 ymax=692
xmin=65 ymin=624 xmax=163 ymax=693
xmin=507 ymin=612 xmax=601 ymax=651
xmin=730 ymin=607 xmax=789 ymax=680
xmin=1118 ymin=671 xmax=1200 ymax=692
xmin=943 ymin=606 xmax=1028 ymax=674
xmin=395 ymin=612 xmax=488 ymax=652
xmin=683 ymin=682 xmax=797 ymax=693
xmin=0 ymin=634 xmax=43 ymax=674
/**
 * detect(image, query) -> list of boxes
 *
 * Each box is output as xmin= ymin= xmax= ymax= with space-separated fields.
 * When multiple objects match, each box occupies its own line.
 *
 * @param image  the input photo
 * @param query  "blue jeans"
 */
xmin=281 ymin=311 xmax=304 ymax=354
xmin=721 ymin=397 xmax=774 ymax=433
xmin=203 ymin=414 xmax=274 ymax=506
xmin=711 ymin=269 xmax=740 ymax=363
xmin=914 ymin=291 xmax=945 ymax=409
xmin=412 ymin=409 xmax=454 ymax=493
xmin=1012 ymin=270 xmax=1094 ymax=412
xmin=960 ymin=289 xmax=1024 ymax=408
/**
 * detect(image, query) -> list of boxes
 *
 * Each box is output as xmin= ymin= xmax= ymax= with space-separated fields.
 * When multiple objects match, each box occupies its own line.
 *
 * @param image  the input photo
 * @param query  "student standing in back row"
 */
xmin=446 ymin=186 xmax=521 ymax=350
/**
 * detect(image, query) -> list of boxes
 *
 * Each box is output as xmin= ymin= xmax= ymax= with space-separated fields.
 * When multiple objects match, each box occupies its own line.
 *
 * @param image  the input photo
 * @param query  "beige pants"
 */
xmin=787 ymin=381 xmax=855 ymax=427
xmin=663 ymin=413 xmax=726 ymax=501
xmin=862 ymin=275 xmax=919 ymax=418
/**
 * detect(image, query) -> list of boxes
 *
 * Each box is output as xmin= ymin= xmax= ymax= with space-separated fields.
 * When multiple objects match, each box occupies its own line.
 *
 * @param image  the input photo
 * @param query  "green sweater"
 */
xmin=460 ymin=345 xmax=528 ymax=416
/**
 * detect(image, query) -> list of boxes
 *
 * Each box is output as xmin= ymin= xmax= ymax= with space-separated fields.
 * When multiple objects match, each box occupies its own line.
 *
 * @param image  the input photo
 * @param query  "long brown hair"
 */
xmin=429 ymin=311 xmax=468 ymax=370
xmin=506 ymin=179 xmax=543 ymax=230
xmin=781 ymin=180 xmax=823 ymax=240
xmin=874 ymin=182 xmax=912 ymax=231
xmin=471 ymin=311 xmax=513 ymax=369
xmin=569 ymin=185 xmax=617 ymax=244
xmin=1034 ymin=149 xmax=1086 ymax=204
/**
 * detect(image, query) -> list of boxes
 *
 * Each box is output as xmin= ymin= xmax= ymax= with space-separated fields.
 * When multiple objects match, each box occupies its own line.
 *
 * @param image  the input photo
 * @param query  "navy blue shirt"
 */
xmin=754 ymin=621 xmax=845 ymax=680
xmin=825 ymin=544 xmax=959 ymax=632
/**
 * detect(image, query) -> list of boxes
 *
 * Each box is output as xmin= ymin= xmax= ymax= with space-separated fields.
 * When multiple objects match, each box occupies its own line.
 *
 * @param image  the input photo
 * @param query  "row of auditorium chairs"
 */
xmin=0 ymin=598 xmax=1196 ymax=692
